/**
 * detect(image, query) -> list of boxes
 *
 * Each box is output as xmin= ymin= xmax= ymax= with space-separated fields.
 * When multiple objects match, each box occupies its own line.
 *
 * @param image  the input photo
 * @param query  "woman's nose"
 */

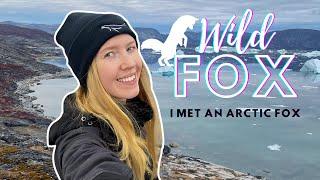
xmin=120 ymin=54 xmax=136 ymax=70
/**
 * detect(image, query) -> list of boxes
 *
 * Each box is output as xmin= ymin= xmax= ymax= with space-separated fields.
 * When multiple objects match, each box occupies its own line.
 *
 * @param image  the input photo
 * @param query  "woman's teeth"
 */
xmin=117 ymin=74 xmax=136 ymax=82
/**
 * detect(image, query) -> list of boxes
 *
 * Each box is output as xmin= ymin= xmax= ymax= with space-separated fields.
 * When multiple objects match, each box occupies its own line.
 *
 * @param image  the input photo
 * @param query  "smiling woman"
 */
xmin=47 ymin=11 xmax=163 ymax=180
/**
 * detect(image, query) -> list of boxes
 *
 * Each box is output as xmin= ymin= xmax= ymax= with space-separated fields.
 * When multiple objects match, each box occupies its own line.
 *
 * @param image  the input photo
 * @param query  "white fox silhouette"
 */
xmin=141 ymin=15 xmax=198 ymax=66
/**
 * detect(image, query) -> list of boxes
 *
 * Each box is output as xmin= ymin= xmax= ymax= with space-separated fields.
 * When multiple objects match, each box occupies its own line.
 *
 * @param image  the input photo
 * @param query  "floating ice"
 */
xmin=266 ymin=96 xmax=277 ymax=99
xmin=271 ymin=105 xmax=288 ymax=108
xmin=158 ymin=66 xmax=174 ymax=73
xmin=277 ymin=49 xmax=287 ymax=54
xmin=248 ymin=83 xmax=257 ymax=85
xmin=176 ymin=49 xmax=185 ymax=55
xmin=302 ymin=86 xmax=318 ymax=89
xmin=176 ymin=49 xmax=185 ymax=59
xmin=195 ymin=46 xmax=214 ymax=53
xmin=300 ymin=51 xmax=320 ymax=58
xmin=307 ymin=133 xmax=313 ymax=135
xmin=220 ymin=46 xmax=237 ymax=53
xmin=300 ymin=59 xmax=320 ymax=73
xmin=151 ymin=66 xmax=174 ymax=77
xmin=151 ymin=50 xmax=161 ymax=54
xmin=267 ymin=144 xmax=281 ymax=151
xmin=253 ymin=124 xmax=262 ymax=126
xmin=243 ymin=48 xmax=260 ymax=54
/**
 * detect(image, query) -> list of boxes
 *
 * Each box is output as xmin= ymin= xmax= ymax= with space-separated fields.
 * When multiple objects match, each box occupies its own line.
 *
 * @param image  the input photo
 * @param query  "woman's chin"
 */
xmin=114 ymin=88 xmax=140 ymax=102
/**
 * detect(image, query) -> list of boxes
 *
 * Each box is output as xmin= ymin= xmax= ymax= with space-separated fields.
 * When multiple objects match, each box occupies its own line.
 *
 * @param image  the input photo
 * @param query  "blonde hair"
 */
xmin=74 ymin=57 xmax=162 ymax=180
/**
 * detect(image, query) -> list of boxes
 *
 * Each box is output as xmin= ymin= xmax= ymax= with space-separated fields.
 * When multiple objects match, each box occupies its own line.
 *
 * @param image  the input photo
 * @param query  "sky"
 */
xmin=0 ymin=0 xmax=320 ymax=33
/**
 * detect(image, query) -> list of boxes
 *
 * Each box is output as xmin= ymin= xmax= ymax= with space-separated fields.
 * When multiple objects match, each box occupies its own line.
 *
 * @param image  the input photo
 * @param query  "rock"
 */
xmin=262 ymin=169 xmax=270 ymax=174
xmin=3 ymin=119 xmax=32 ymax=127
xmin=35 ymin=109 xmax=44 ymax=113
xmin=169 ymin=142 xmax=180 ymax=148
xmin=163 ymin=145 xmax=171 ymax=155
xmin=160 ymin=153 xmax=266 ymax=180
xmin=0 ymin=164 xmax=11 ymax=171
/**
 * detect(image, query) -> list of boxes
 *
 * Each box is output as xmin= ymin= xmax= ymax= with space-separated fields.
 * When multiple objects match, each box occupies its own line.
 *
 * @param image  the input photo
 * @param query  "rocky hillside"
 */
xmin=0 ymin=24 xmax=63 ymax=119
xmin=0 ymin=24 xmax=68 ymax=179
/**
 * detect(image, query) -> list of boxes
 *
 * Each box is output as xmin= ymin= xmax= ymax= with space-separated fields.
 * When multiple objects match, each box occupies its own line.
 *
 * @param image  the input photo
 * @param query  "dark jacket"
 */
xmin=48 ymin=93 xmax=157 ymax=180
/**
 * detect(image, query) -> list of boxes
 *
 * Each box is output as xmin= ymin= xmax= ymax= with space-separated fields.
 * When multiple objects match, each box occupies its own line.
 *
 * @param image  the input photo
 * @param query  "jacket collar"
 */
xmin=48 ymin=93 xmax=153 ymax=146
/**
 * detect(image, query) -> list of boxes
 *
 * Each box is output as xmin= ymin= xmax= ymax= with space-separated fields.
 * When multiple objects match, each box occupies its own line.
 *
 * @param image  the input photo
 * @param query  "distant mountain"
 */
xmin=1 ymin=21 xmax=320 ymax=50
xmin=0 ymin=24 xmax=54 ymax=44
xmin=266 ymin=29 xmax=320 ymax=50
xmin=0 ymin=23 xmax=61 ymax=66
xmin=134 ymin=27 xmax=167 ymax=42
xmin=0 ymin=21 xmax=59 ymax=34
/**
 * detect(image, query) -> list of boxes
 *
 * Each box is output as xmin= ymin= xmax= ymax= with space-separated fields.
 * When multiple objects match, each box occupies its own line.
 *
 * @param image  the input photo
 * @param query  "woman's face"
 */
xmin=95 ymin=34 xmax=142 ymax=102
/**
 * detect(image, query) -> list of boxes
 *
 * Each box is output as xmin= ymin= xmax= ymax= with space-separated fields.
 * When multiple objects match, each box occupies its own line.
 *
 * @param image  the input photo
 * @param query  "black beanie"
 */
xmin=55 ymin=11 xmax=138 ymax=88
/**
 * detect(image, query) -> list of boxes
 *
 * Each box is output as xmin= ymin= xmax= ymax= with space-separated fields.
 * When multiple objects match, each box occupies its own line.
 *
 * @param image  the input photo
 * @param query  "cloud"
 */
xmin=0 ymin=0 xmax=319 ymax=31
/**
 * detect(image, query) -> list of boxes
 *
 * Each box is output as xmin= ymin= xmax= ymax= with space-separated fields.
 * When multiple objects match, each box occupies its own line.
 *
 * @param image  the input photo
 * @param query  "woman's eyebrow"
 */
xmin=98 ymin=40 xmax=136 ymax=56
xmin=100 ymin=46 xmax=116 ymax=54
xmin=101 ymin=40 xmax=136 ymax=52
xmin=126 ymin=41 xmax=136 ymax=46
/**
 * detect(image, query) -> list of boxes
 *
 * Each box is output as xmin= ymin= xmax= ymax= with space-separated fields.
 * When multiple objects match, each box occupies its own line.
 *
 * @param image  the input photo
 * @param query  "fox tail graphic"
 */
xmin=141 ymin=39 xmax=164 ymax=52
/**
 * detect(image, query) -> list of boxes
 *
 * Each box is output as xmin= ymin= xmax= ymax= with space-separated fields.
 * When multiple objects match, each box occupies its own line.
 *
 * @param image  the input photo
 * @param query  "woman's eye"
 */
xmin=127 ymin=46 xmax=136 ymax=52
xmin=104 ymin=52 xmax=114 ymax=58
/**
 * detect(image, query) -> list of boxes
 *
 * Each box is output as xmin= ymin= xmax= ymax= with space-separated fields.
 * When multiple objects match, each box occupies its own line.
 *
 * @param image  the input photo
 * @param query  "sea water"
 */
xmin=30 ymin=60 xmax=320 ymax=180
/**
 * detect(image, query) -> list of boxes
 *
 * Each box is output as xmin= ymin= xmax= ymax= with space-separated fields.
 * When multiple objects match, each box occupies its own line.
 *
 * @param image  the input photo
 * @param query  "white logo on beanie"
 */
xmin=101 ymin=23 xmax=126 ymax=32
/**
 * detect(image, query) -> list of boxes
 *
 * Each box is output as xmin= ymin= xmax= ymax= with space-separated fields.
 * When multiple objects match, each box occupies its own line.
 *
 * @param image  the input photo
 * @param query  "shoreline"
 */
xmin=13 ymin=62 xmax=266 ymax=179
xmin=14 ymin=68 xmax=73 ymax=120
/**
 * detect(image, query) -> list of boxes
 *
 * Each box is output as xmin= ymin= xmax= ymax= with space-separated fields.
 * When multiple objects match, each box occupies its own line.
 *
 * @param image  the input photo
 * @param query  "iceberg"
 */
xmin=267 ymin=144 xmax=281 ymax=151
xmin=220 ymin=46 xmax=237 ymax=53
xmin=158 ymin=66 xmax=174 ymax=73
xmin=151 ymin=50 xmax=161 ymax=54
xmin=151 ymin=66 xmax=174 ymax=77
xmin=176 ymin=49 xmax=184 ymax=55
xmin=300 ymin=59 xmax=320 ymax=73
xmin=176 ymin=49 xmax=185 ymax=60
